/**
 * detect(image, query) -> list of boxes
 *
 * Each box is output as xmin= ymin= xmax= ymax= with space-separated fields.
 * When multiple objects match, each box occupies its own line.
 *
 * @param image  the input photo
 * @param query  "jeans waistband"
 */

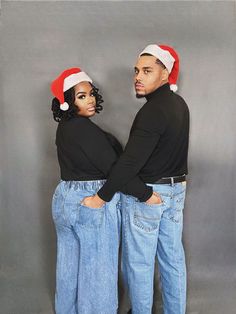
xmin=60 ymin=180 xmax=106 ymax=191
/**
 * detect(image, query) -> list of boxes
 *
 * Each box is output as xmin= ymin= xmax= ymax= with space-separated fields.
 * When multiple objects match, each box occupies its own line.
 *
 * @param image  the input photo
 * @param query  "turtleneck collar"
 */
xmin=145 ymin=83 xmax=171 ymax=101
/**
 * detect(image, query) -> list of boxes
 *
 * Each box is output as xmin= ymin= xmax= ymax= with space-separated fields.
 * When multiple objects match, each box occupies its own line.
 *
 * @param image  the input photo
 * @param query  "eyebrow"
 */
xmin=76 ymin=91 xmax=87 ymax=96
xmin=134 ymin=66 xmax=153 ymax=70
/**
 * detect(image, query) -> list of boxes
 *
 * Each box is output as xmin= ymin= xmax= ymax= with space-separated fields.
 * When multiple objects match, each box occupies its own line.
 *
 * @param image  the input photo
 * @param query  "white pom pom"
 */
xmin=60 ymin=102 xmax=69 ymax=111
xmin=170 ymin=84 xmax=178 ymax=92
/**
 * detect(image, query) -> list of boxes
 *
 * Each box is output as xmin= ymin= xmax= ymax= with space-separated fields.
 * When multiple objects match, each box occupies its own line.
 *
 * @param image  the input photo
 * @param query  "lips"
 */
xmin=87 ymin=106 xmax=95 ymax=112
xmin=135 ymin=83 xmax=144 ymax=89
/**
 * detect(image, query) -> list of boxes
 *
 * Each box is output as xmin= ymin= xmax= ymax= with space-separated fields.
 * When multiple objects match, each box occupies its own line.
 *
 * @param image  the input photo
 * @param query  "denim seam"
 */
xmin=173 ymin=205 xmax=184 ymax=314
xmin=175 ymin=189 xmax=185 ymax=196
xmin=123 ymin=197 xmax=132 ymax=297
xmin=61 ymin=186 xmax=75 ymax=227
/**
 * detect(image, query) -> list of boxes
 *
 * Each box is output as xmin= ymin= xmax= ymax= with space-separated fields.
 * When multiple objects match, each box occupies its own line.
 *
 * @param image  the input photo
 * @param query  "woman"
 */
xmin=51 ymin=67 xmax=123 ymax=314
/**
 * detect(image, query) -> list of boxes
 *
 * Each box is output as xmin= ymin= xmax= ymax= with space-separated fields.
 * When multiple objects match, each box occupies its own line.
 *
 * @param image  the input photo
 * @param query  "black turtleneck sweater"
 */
xmin=97 ymin=83 xmax=190 ymax=202
xmin=56 ymin=115 xmax=150 ymax=200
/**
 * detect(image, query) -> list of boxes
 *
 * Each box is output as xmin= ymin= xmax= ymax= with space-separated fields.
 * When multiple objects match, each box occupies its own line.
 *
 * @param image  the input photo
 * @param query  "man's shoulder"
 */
xmin=142 ymin=97 xmax=166 ymax=117
xmin=172 ymin=92 xmax=189 ymax=112
xmin=133 ymin=100 xmax=166 ymax=131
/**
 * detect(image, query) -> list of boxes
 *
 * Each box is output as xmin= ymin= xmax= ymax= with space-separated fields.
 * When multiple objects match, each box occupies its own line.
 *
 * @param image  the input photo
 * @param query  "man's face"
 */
xmin=134 ymin=55 xmax=168 ymax=97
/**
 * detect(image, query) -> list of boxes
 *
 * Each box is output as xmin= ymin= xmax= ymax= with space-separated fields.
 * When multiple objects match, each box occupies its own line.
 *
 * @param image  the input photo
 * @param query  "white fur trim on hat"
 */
xmin=63 ymin=72 xmax=93 ymax=92
xmin=170 ymin=84 xmax=178 ymax=92
xmin=60 ymin=102 xmax=69 ymax=111
xmin=139 ymin=44 xmax=175 ymax=73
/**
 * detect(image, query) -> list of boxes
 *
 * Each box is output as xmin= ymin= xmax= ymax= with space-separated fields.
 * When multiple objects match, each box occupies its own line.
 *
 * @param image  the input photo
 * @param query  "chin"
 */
xmin=136 ymin=94 xmax=145 ymax=99
xmin=136 ymin=91 xmax=146 ymax=98
xmin=88 ymin=112 xmax=96 ymax=117
xmin=135 ymin=89 xmax=146 ymax=98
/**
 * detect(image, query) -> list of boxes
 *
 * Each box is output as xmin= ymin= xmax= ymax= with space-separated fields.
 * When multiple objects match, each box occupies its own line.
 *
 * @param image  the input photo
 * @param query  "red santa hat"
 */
xmin=139 ymin=44 xmax=179 ymax=92
xmin=51 ymin=67 xmax=93 ymax=111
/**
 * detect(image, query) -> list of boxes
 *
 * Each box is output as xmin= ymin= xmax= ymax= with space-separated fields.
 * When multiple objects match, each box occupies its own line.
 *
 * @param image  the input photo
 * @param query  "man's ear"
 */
xmin=162 ymin=68 xmax=169 ymax=81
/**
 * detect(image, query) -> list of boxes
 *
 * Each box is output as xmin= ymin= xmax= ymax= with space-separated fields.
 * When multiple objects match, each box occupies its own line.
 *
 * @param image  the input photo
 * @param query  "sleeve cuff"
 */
xmin=138 ymin=185 xmax=153 ymax=202
xmin=97 ymin=185 xmax=114 ymax=202
xmin=98 ymin=182 xmax=153 ymax=203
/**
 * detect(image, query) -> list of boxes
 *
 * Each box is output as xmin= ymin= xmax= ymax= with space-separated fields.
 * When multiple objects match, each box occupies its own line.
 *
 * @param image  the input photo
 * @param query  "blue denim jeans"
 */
xmin=121 ymin=182 xmax=187 ymax=314
xmin=52 ymin=180 xmax=121 ymax=314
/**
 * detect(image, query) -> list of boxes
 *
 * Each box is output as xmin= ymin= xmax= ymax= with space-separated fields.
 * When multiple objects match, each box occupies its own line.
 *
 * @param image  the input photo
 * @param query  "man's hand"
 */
xmin=145 ymin=192 xmax=162 ymax=205
xmin=81 ymin=194 xmax=106 ymax=209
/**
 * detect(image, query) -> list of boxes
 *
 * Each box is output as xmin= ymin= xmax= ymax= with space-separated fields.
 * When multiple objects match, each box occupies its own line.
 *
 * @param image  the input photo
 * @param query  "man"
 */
xmin=83 ymin=44 xmax=190 ymax=314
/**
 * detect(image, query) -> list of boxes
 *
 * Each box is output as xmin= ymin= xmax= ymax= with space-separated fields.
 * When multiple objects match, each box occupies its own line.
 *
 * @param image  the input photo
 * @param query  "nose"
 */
xmin=135 ymin=72 xmax=142 ymax=82
xmin=88 ymin=95 xmax=95 ymax=105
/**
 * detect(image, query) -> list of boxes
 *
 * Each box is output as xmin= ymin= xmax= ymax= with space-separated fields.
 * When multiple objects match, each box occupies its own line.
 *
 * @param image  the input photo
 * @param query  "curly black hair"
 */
xmin=51 ymin=83 xmax=104 ymax=122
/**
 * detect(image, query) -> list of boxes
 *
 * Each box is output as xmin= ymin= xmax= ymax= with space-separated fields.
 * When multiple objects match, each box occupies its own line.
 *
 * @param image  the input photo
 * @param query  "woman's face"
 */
xmin=73 ymin=81 xmax=96 ymax=117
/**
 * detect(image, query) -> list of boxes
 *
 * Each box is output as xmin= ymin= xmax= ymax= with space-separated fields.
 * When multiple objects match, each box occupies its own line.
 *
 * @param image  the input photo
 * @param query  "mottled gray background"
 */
xmin=0 ymin=1 xmax=236 ymax=313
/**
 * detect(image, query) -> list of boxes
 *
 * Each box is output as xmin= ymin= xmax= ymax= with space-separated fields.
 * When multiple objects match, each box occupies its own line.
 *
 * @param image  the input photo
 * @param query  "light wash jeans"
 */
xmin=52 ymin=180 xmax=121 ymax=314
xmin=121 ymin=182 xmax=187 ymax=314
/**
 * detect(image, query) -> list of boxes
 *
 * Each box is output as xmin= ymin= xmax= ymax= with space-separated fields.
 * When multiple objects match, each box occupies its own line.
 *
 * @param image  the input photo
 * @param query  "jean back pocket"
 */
xmin=78 ymin=204 xmax=105 ymax=229
xmin=133 ymin=202 xmax=163 ymax=233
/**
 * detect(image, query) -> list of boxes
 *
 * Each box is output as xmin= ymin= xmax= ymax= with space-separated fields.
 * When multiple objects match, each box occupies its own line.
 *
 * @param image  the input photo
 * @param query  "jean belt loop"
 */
xmin=171 ymin=177 xmax=174 ymax=186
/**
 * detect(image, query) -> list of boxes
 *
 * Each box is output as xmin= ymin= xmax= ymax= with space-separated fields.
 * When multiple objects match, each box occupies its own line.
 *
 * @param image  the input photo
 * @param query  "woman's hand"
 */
xmin=81 ymin=194 xmax=106 ymax=209
xmin=145 ymin=192 xmax=162 ymax=205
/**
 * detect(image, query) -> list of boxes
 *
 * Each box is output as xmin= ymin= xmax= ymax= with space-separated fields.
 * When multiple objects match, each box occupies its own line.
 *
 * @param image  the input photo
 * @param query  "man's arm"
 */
xmin=83 ymin=126 xmax=162 ymax=208
xmin=97 ymin=126 xmax=160 ymax=202
xmin=95 ymin=104 xmax=166 ymax=202
xmin=68 ymin=118 xmax=156 ymax=201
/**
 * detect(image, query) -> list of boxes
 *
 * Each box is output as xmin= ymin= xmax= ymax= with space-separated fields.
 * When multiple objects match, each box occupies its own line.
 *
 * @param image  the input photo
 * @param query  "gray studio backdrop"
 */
xmin=1 ymin=1 xmax=236 ymax=314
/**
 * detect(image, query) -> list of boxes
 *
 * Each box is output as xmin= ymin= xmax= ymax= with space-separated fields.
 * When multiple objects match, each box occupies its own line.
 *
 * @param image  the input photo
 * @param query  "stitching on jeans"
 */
xmin=134 ymin=214 xmax=161 ymax=221
xmin=174 ymin=189 xmax=186 ymax=197
xmin=123 ymin=196 xmax=132 ymax=294
xmin=133 ymin=214 xmax=159 ymax=232
xmin=133 ymin=201 xmax=162 ymax=232
xmin=133 ymin=218 xmax=159 ymax=232
xmin=62 ymin=188 xmax=71 ymax=226
xmin=173 ymin=222 xmax=184 ymax=313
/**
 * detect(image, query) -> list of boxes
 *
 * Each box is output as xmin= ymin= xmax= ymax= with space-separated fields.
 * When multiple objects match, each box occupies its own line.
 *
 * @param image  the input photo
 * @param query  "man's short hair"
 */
xmin=140 ymin=53 xmax=166 ymax=69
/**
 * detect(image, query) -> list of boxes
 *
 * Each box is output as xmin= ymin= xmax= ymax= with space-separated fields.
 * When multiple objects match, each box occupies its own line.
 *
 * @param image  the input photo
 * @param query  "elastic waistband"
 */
xmin=60 ymin=180 xmax=106 ymax=191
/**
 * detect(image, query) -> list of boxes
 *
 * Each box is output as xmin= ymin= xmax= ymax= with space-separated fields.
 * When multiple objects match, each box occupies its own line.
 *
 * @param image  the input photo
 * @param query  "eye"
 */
xmin=144 ymin=70 xmax=151 ymax=74
xmin=78 ymin=95 xmax=86 ymax=99
xmin=90 ymin=92 xmax=96 ymax=97
xmin=134 ymin=69 xmax=139 ymax=75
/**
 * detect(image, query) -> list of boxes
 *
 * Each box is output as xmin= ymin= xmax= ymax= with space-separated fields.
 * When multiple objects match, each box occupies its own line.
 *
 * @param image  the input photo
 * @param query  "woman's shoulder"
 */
xmin=59 ymin=116 xmax=91 ymax=129
xmin=60 ymin=116 xmax=107 ymax=140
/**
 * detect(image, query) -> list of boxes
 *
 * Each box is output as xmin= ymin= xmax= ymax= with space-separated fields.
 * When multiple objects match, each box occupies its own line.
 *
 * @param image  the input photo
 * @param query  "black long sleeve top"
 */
xmin=56 ymin=115 xmax=152 ymax=200
xmin=97 ymin=83 xmax=190 ymax=202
